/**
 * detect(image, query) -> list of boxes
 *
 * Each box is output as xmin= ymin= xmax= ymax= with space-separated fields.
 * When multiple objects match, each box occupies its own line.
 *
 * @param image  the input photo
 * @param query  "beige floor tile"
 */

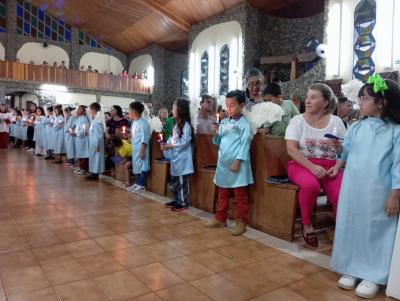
xmin=32 ymin=244 xmax=73 ymax=264
xmin=0 ymin=235 xmax=30 ymax=253
xmin=250 ymin=287 xmax=310 ymax=301
xmin=25 ymin=231 xmax=62 ymax=248
xmin=139 ymin=242 xmax=184 ymax=261
xmin=0 ymin=250 xmax=37 ymax=269
xmin=80 ymin=224 xmax=116 ymax=238
xmin=260 ymin=254 xmax=324 ymax=277
xmin=77 ymin=253 xmax=125 ymax=276
xmin=156 ymin=283 xmax=212 ymax=301
xmin=54 ymin=279 xmax=110 ymax=301
xmin=191 ymin=274 xmax=253 ymax=301
xmin=94 ymin=235 xmax=135 ymax=251
xmin=110 ymin=247 xmax=156 ymax=268
xmin=95 ymin=270 xmax=151 ymax=300
xmin=162 ymin=256 xmax=214 ymax=281
xmin=122 ymin=230 xmax=160 ymax=246
xmin=41 ymin=258 xmax=90 ymax=285
xmin=65 ymin=239 xmax=105 ymax=258
xmin=54 ymin=227 xmax=90 ymax=243
xmin=18 ymin=222 xmax=51 ymax=235
xmin=130 ymin=262 xmax=184 ymax=291
xmin=8 ymin=287 xmax=59 ymax=301
xmin=45 ymin=218 xmax=77 ymax=230
xmin=164 ymin=238 xmax=209 ymax=255
xmin=2 ymin=266 xmax=50 ymax=295
xmin=127 ymin=293 xmax=162 ymax=301
xmin=189 ymin=249 xmax=240 ymax=272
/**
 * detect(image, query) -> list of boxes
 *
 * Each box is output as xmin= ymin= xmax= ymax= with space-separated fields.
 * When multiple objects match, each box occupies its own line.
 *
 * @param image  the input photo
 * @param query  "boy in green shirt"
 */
xmin=262 ymin=83 xmax=299 ymax=136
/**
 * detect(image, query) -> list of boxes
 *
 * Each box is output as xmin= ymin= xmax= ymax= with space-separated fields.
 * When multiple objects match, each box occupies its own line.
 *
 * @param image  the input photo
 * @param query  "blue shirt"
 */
xmin=163 ymin=122 xmax=194 ymax=176
xmin=131 ymin=118 xmax=150 ymax=174
xmin=213 ymin=115 xmax=254 ymax=188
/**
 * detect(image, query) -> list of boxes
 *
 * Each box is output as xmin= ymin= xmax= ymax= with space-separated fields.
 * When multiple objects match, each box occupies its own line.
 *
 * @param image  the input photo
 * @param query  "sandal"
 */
xmin=302 ymin=231 xmax=319 ymax=248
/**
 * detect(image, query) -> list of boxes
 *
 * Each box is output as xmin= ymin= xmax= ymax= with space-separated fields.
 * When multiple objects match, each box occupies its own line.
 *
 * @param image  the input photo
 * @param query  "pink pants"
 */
xmin=287 ymin=158 xmax=343 ymax=226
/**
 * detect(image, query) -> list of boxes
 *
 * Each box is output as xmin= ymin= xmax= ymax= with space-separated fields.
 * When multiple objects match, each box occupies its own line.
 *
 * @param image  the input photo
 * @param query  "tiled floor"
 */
xmin=0 ymin=149 xmax=393 ymax=301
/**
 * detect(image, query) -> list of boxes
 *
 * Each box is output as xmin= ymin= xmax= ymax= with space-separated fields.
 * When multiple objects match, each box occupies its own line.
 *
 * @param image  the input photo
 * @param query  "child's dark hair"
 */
xmin=226 ymin=90 xmax=246 ymax=104
xmin=173 ymin=99 xmax=194 ymax=143
xmin=36 ymin=107 xmax=45 ymax=116
xmin=360 ymin=79 xmax=400 ymax=124
xmin=47 ymin=106 xmax=53 ymax=112
xmin=129 ymin=101 xmax=144 ymax=115
xmin=89 ymin=102 xmax=101 ymax=112
xmin=263 ymin=83 xmax=282 ymax=97
xmin=112 ymin=105 xmax=123 ymax=118
xmin=110 ymin=135 xmax=123 ymax=147
xmin=54 ymin=104 xmax=63 ymax=116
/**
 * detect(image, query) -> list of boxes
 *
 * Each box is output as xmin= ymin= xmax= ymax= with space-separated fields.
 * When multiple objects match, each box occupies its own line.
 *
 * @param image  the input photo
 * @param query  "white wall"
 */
xmin=21 ymin=93 xmax=39 ymax=108
xmin=55 ymin=93 xmax=97 ymax=106
xmin=326 ymin=0 xmax=400 ymax=82
xmin=80 ymin=52 xmax=124 ymax=75
xmin=129 ymin=54 xmax=152 ymax=75
xmin=100 ymin=95 xmax=135 ymax=110
xmin=17 ymin=42 xmax=69 ymax=66
xmin=0 ymin=43 xmax=5 ymax=61
xmin=189 ymin=21 xmax=243 ymax=98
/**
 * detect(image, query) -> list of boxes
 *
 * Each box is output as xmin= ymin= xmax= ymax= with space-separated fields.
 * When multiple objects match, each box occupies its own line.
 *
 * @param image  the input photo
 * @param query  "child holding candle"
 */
xmin=127 ymin=101 xmax=150 ymax=192
xmin=64 ymin=107 xmax=76 ymax=168
xmin=73 ymin=105 xmax=90 ymax=175
xmin=205 ymin=89 xmax=253 ymax=236
xmin=44 ymin=106 xmax=56 ymax=160
xmin=53 ymin=105 xmax=66 ymax=164
xmin=161 ymin=99 xmax=194 ymax=211
xmin=33 ymin=107 xmax=46 ymax=156
xmin=87 ymin=102 xmax=105 ymax=180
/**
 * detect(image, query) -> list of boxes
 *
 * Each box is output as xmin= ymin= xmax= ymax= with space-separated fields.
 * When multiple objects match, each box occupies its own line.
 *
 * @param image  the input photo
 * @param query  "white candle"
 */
xmin=122 ymin=126 xmax=126 ymax=134
xmin=159 ymin=133 xmax=163 ymax=141
xmin=216 ymin=113 xmax=220 ymax=123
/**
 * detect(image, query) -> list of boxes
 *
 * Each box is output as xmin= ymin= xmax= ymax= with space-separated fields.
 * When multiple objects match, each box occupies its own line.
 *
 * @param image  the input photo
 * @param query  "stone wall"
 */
xmin=128 ymin=44 xmax=188 ymax=111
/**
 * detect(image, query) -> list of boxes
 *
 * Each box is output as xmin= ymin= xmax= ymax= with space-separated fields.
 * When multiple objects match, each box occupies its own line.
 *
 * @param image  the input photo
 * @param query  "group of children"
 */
xmin=2 ymin=74 xmax=400 ymax=299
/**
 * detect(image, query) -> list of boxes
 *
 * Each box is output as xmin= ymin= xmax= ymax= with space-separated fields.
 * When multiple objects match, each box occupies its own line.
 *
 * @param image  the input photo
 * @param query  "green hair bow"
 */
xmin=367 ymin=74 xmax=388 ymax=96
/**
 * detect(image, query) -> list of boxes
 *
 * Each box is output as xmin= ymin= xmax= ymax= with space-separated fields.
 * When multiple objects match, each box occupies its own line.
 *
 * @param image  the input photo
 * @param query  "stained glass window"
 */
xmin=219 ymin=44 xmax=229 ymax=96
xmin=181 ymin=69 xmax=189 ymax=99
xmin=16 ymin=0 xmax=71 ymax=42
xmin=78 ymin=31 xmax=113 ymax=51
xmin=353 ymin=0 xmax=376 ymax=82
xmin=200 ymin=51 xmax=209 ymax=96
xmin=0 ymin=0 xmax=6 ymax=32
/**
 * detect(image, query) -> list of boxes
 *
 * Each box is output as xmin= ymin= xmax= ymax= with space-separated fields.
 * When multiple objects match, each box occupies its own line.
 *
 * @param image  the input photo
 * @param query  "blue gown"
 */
xmin=131 ymin=118 xmax=150 ymax=174
xmin=64 ymin=116 xmax=76 ymax=160
xmin=331 ymin=118 xmax=400 ymax=285
xmin=88 ymin=119 xmax=105 ymax=174
xmin=213 ymin=115 xmax=254 ymax=188
xmin=44 ymin=115 xmax=56 ymax=151
xmin=163 ymin=122 xmax=194 ymax=176
xmin=33 ymin=116 xmax=46 ymax=149
xmin=74 ymin=116 xmax=90 ymax=159
xmin=53 ymin=115 xmax=65 ymax=154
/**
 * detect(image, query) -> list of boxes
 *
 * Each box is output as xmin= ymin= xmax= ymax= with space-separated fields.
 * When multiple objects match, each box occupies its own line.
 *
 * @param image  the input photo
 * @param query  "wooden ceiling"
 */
xmin=31 ymin=0 xmax=324 ymax=54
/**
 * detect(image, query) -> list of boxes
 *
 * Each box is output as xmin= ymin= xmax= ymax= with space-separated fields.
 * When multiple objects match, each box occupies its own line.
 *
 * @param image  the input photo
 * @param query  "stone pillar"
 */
xmin=6 ymin=0 xmax=17 ymax=61
xmin=96 ymin=94 xmax=101 ymax=103
xmin=70 ymin=27 xmax=80 ymax=69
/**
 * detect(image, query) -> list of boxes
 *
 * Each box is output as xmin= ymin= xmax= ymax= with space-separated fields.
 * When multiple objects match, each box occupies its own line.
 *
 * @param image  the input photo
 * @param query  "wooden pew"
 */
xmin=189 ymin=134 xmax=218 ymax=213
xmin=147 ymin=132 xmax=170 ymax=196
xmin=249 ymin=134 xmax=299 ymax=241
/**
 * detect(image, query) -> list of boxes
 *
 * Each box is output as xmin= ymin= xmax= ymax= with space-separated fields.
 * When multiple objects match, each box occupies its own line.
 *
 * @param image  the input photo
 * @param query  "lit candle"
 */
xmin=83 ymin=124 xmax=86 ymax=133
xmin=69 ymin=128 xmax=73 ymax=134
xmin=216 ymin=113 xmax=220 ymax=124
xmin=122 ymin=126 xmax=126 ymax=134
xmin=159 ymin=133 xmax=163 ymax=141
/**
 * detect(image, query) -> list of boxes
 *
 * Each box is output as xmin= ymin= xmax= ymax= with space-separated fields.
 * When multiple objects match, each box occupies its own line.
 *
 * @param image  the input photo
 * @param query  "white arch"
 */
xmin=17 ymin=42 xmax=69 ymax=66
xmin=80 ymin=52 xmax=124 ymax=75
xmin=129 ymin=54 xmax=154 ymax=88
xmin=189 ymin=21 xmax=243 ymax=98
xmin=0 ymin=42 xmax=5 ymax=61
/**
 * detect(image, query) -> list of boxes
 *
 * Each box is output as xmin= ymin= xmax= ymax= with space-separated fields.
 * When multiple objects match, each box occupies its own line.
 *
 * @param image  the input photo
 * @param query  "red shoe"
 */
xmin=302 ymin=231 xmax=318 ymax=248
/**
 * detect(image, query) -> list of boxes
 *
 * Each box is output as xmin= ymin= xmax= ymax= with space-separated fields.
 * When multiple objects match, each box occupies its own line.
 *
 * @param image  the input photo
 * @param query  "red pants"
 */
xmin=215 ymin=186 xmax=249 ymax=224
xmin=287 ymin=158 xmax=343 ymax=226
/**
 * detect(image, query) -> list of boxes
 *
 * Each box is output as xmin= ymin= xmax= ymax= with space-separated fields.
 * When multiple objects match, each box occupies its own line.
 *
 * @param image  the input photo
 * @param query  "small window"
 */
xmin=219 ymin=44 xmax=229 ymax=96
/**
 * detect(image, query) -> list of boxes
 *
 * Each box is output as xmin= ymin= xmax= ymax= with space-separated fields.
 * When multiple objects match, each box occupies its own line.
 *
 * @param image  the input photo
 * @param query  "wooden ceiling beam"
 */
xmin=141 ymin=0 xmax=191 ymax=32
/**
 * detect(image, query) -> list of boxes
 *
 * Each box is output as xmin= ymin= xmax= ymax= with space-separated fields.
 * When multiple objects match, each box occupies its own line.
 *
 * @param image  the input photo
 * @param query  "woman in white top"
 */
xmin=285 ymin=83 xmax=346 ymax=248
xmin=0 ymin=104 xmax=12 ymax=150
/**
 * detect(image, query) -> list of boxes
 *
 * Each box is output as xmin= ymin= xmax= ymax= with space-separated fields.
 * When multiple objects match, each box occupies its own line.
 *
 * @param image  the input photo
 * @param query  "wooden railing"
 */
xmin=0 ymin=61 xmax=151 ymax=94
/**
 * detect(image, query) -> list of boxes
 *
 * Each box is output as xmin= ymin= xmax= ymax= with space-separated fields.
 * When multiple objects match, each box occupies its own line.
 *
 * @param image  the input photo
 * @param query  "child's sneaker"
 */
xmin=231 ymin=221 xmax=246 ymax=236
xmin=132 ymin=185 xmax=146 ymax=193
xmin=204 ymin=219 xmax=226 ymax=228
xmin=126 ymin=184 xmax=137 ymax=192
xmin=355 ymin=280 xmax=380 ymax=299
xmin=337 ymin=275 xmax=357 ymax=290
xmin=171 ymin=203 xmax=188 ymax=212
xmin=165 ymin=201 xmax=177 ymax=208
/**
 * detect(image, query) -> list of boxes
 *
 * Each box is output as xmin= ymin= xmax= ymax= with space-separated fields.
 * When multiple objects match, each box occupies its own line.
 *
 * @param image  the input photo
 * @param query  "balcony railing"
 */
xmin=0 ymin=61 xmax=151 ymax=94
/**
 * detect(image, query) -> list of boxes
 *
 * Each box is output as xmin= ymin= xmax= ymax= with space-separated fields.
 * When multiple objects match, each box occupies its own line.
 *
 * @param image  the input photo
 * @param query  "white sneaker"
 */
xmin=126 ymin=185 xmax=137 ymax=192
xmin=355 ymin=280 xmax=380 ymax=299
xmin=73 ymin=169 xmax=82 ymax=174
xmin=132 ymin=185 xmax=146 ymax=193
xmin=337 ymin=275 xmax=357 ymax=290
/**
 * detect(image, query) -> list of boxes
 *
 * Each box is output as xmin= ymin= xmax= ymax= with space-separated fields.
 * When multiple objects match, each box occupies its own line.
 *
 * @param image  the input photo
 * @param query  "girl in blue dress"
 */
xmin=87 ymin=102 xmax=105 ymax=180
xmin=72 ymin=105 xmax=90 ymax=174
xmin=53 ymin=105 xmax=66 ymax=164
xmin=330 ymin=76 xmax=400 ymax=299
xmin=63 ymin=107 xmax=76 ymax=168
xmin=161 ymin=99 xmax=194 ymax=211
